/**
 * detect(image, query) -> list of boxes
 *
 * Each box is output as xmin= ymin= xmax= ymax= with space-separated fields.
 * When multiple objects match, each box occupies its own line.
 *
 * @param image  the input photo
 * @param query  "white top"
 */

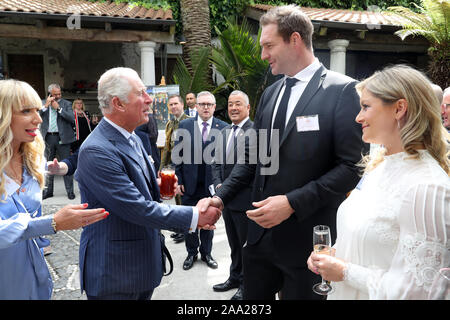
xmin=271 ymin=58 xmax=321 ymax=130
xmin=329 ymin=150 xmax=450 ymax=300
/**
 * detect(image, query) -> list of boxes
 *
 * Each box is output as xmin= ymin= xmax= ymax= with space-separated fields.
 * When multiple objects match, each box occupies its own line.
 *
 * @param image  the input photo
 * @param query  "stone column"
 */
xmin=138 ymin=41 xmax=157 ymax=86
xmin=328 ymin=39 xmax=349 ymax=75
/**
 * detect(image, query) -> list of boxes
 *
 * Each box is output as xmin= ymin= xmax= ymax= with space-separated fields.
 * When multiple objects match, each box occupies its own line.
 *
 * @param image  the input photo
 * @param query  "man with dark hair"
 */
xmin=199 ymin=5 xmax=367 ymax=299
xmin=185 ymin=92 xmax=197 ymax=117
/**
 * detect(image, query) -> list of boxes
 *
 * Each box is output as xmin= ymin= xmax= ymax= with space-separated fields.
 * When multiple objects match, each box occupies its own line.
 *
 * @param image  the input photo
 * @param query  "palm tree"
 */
xmin=211 ymin=18 xmax=275 ymax=119
xmin=387 ymin=0 xmax=449 ymax=88
xmin=172 ymin=47 xmax=213 ymax=99
xmin=179 ymin=0 xmax=211 ymax=73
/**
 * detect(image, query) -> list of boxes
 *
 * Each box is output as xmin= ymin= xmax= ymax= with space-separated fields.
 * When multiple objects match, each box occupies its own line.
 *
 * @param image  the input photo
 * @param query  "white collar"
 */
xmin=103 ymin=116 xmax=134 ymax=140
xmin=232 ymin=117 xmax=249 ymax=129
xmin=198 ymin=116 xmax=213 ymax=126
xmin=289 ymin=58 xmax=321 ymax=83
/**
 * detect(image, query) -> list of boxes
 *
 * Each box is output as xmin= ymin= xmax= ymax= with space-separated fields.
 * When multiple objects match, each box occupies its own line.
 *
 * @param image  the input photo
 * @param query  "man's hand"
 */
xmin=176 ymin=184 xmax=185 ymax=196
xmin=196 ymin=204 xmax=221 ymax=230
xmin=50 ymin=98 xmax=60 ymax=110
xmin=45 ymin=95 xmax=54 ymax=108
xmin=197 ymin=196 xmax=224 ymax=213
xmin=47 ymin=158 xmax=68 ymax=176
xmin=246 ymin=195 xmax=294 ymax=228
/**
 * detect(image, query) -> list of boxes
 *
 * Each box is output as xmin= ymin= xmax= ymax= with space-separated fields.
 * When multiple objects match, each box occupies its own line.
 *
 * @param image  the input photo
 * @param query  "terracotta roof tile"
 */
xmin=0 ymin=0 xmax=173 ymax=20
xmin=250 ymin=4 xmax=403 ymax=27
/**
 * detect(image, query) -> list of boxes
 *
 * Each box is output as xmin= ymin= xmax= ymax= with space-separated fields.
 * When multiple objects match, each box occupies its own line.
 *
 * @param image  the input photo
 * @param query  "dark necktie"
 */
xmin=226 ymin=125 xmax=239 ymax=155
xmin=272 ymin=77 xmax=298 ymax=141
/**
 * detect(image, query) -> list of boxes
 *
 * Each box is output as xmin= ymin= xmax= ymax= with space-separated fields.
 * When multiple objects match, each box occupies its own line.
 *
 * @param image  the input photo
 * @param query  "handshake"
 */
xmin=195 ymin=196 xmax=224 ymax=230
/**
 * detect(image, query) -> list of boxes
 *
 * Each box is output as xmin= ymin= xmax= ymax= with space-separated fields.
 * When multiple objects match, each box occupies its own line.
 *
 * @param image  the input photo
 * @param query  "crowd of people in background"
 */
xmin=0 ymin=4 xmax=448 ymax=301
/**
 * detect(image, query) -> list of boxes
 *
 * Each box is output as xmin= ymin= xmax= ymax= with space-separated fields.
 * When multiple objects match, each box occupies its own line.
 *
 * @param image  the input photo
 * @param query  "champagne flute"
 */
xmin=312 ymin=225 xmax=334 ymax=295
xmin=428 ymin=268 xmax=450 ymax=300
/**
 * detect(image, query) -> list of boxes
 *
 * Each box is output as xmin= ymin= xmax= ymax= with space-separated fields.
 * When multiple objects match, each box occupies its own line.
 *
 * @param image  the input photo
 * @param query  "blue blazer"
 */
xmin=75 ymin=119 xmax=193 ymax=297
xmin=174 ymin=116 xmax=227 ymax=198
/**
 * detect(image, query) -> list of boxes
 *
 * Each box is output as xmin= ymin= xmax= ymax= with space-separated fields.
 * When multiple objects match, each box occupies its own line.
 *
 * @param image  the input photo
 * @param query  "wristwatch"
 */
xmin=51 ymin=217 xmax=57 ymax=233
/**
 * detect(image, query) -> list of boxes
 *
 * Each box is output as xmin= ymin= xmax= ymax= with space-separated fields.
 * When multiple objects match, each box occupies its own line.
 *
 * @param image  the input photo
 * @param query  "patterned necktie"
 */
xmin=129 ymin=134 xmax=159 ymax=200
xmin=226 ymin=125 xmax=239 ymax=155
xmin=272 ymin=77 xmax=298 ymax=140
xmin=49 ymin=107 xmax=58 ymax=132
xmin=202 ymin=121 xmax=209 ymax=143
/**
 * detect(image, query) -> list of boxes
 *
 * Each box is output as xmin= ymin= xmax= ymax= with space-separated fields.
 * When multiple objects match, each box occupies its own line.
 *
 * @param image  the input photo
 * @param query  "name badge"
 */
xmin=296 ymin=115 xmax=319 ymax=132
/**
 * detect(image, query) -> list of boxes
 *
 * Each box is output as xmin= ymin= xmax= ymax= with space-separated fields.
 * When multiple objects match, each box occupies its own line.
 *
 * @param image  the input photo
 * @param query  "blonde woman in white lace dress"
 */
xmin=307 ymin=65 xmax=450 ymax=299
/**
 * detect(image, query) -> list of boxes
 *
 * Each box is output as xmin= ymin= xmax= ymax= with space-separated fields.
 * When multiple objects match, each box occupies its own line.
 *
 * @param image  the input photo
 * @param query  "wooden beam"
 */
xmin=0 ymin=23 xmax=174 ymax=43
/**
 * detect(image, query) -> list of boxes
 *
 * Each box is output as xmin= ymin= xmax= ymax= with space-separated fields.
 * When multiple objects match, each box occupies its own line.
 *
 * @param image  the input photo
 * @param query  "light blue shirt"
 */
xmin=0 ymin=168 xmax=55 ymax=299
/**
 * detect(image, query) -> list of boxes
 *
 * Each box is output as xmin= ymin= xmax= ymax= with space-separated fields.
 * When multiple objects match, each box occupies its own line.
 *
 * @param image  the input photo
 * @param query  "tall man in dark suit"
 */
xmin=174 ymin=91 xmax=227 ymax=270
xmin=211 ymin=90 xmax=253 ymax=300
xmin=199 ymin=5 xmax=368 ymax=299
xmin=40 ymin=84 xmax=76 ymax=200
xmin=75 ymin=67 xmax=221 ymax=300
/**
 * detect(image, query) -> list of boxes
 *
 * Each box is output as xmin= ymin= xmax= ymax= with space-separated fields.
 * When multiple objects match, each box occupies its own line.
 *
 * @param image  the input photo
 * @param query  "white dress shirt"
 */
xmin=271 ymin=58 xmax=322 ymax=130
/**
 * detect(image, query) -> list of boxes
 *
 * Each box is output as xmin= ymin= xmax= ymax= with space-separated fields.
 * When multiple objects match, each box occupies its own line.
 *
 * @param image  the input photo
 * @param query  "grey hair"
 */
xmin=197 ymin=91 xmax=216 ymax=104
xmin=47 ymin=83 xmax=61 ymax=92
xmin=97 ymin=67 xmax=138 ymax=115
xmin=229 ymin=90 xmax=249 ymax=106
xmin=430 ymin=83 xmax=443 ymax=104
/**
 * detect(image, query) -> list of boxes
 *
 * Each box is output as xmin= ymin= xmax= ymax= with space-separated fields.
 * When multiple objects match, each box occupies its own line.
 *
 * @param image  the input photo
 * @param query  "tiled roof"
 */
xmin=250 ymin=4 xmax=403 ymax=27
xmin=0 ymin=0 xmax=173 ymax=21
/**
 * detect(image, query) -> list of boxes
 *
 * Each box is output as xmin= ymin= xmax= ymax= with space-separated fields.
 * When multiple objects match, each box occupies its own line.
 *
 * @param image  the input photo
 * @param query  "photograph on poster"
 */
xmin=146 ymin=84 xmax=180 ymax=147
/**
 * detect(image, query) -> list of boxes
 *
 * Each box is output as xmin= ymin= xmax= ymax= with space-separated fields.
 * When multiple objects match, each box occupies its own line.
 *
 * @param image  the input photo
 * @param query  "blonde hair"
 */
xmin=72 ymin=98 xmax=85 ymax=111
xmin=0 ymin=79 xmax=45 ymax=201
xmin=356 ymin=65 xmax=449 ymax=174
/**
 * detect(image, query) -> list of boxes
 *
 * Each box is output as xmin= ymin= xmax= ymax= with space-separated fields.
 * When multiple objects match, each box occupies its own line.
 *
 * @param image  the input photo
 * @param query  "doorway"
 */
xmin=8 ymin=54 xmax=46 ymax=98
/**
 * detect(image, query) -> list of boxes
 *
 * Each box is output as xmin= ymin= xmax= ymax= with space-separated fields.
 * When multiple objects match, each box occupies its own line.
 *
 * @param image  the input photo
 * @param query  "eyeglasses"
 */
xmin=197 ymin=103 xmax=215 ymax=109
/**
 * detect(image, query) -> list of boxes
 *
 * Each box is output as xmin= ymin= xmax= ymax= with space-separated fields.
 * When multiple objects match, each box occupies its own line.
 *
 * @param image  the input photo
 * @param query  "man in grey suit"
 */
xmin=199 ymin=5 xmax=368 ymax=299
xmin=211 ymin=90 xmax=253 ymax=300
xmin=40 ymin=84 xmax=76 ymax=199
xmin=75 ymin=67 xmax=221 ymax=300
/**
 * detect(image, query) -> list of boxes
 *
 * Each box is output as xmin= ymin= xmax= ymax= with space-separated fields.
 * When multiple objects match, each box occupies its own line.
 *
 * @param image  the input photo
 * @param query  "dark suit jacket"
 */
xmin=75 ymin=119 xmax=193 ymax=296
xmin=212 ymin=119 xmax=254 ymax=212
xmin=215 ymin=65 xmax=368 ymax=266
xmin=174 ymin=116 xmax=227 ymax=198
xmin=39 ymin=98 xmax=75 ymax=144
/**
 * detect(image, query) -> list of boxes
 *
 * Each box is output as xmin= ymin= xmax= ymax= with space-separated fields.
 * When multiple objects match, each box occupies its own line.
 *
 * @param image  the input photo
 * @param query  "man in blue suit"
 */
xmin=75 ymin=68 xmax=221 ymax=300
xmin=174 ymin=91 xmax=227 ymax=271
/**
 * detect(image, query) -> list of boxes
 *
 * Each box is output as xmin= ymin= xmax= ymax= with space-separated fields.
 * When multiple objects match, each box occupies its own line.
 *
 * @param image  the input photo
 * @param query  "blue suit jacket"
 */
xmin=75 ymin=119 xmax=193 ymax=297
xmin=174 ymin=116 xmax=227 ymax=198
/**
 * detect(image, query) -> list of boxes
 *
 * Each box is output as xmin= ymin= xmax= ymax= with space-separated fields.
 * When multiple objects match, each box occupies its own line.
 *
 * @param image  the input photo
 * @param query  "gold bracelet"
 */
xmin=51 ymin=217 xmax=57 ymax=233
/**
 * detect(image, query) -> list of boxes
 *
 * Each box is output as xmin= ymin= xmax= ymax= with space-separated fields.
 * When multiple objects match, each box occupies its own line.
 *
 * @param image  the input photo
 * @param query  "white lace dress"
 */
xmin=328 ymin=150 xmax=449 ymax=300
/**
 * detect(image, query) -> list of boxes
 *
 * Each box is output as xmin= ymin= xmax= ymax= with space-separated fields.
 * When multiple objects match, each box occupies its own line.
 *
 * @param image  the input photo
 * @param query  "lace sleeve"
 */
xmin=343 ymin=183 xmax=449 ymax=299
xmin=393 ymin=183 xmax=449 ymax=299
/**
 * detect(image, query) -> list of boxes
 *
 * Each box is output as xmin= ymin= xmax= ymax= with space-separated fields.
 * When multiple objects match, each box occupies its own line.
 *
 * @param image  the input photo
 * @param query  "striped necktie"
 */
xmin=49 ymin=107 xmax=58 ymax=132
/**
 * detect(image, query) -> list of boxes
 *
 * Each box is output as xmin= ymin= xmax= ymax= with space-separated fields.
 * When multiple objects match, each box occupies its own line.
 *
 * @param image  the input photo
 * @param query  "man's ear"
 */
xmin=111 ymin=96 xmax=126 ymax=112
xmin=395 ymin=98 xmax=408 ymax=121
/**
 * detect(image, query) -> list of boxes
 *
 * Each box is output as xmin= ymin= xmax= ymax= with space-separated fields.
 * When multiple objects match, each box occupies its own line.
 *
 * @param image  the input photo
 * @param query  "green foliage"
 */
xmin=386 ymin=0 xmax=449 ymax=88
xmin=172 ymin=47 xmax=214 ymax=99
xmin=250 ymin=0 xmax=422 ymax=11
xmin=387 ymin=0 xmax=449 ymax=44
xmin=85 ymin=0 xmax=171 ymax=9
xmin=211 ymin=17 xmax=275 ymax=119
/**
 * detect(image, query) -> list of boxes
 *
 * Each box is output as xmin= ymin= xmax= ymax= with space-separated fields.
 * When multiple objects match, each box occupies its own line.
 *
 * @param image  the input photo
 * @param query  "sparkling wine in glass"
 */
xmin=428 ymin=268 xmax=450 ymax=300
xmin=312 ymin=225 xmax=334 ymax=295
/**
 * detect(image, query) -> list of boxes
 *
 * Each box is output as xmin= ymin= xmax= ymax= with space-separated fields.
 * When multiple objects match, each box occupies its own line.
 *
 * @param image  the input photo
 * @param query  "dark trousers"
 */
xmin=44 ymin=133 xmax=73 ymax=194
xmin=223 ymin=207 xmax=248 ymax=285
xmin=182 ymin=192 xmax=213 ymax=257
xmin=87 ymin=289 xmax=153 ymax=300
xmin=242 ymin=229 xmax=323 ymax=300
